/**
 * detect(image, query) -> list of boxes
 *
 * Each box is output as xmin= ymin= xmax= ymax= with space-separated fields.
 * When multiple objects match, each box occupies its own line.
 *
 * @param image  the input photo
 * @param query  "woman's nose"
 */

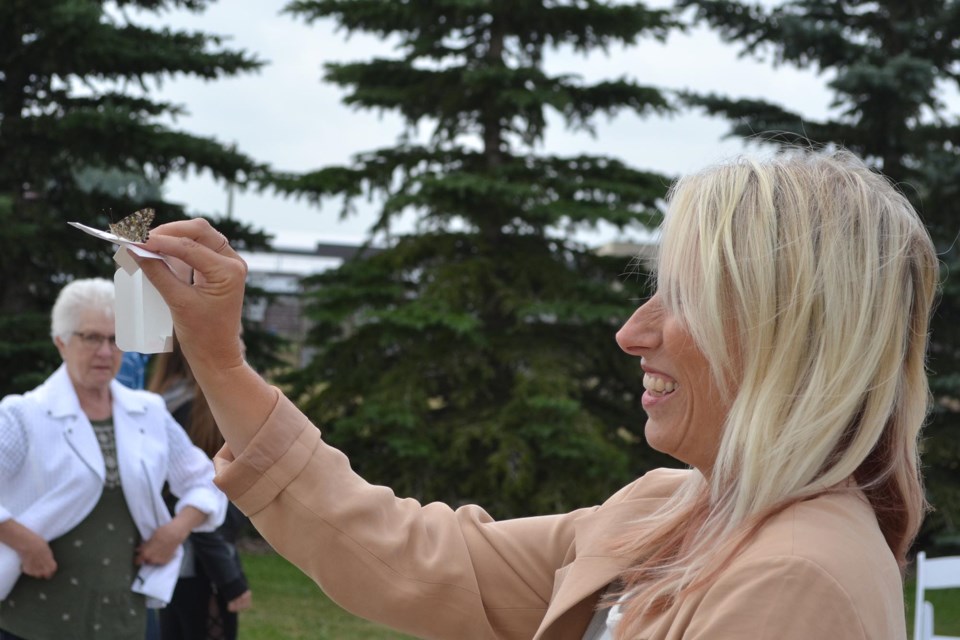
xmin=615 ymin=295 xmax=662 ymax=356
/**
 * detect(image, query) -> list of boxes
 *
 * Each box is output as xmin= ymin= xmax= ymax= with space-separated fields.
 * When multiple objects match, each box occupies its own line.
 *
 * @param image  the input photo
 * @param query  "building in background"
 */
xmin=240 ymin=242 xmax=382 ymax=367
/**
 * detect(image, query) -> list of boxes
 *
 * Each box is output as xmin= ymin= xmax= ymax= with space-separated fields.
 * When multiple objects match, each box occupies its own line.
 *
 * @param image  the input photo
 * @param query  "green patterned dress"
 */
xmin=0 ymin=418 xmax=146 ymax=639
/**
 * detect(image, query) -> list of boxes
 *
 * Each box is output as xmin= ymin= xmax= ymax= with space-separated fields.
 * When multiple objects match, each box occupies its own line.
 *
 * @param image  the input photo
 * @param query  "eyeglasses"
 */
xmin=72 ymin=331 xmax=120 ymax=350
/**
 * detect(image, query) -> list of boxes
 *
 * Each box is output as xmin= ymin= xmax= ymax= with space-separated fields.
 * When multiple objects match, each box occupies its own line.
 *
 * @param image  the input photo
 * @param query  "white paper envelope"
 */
xmin=68 ymin=221 xmax=174 ymax=353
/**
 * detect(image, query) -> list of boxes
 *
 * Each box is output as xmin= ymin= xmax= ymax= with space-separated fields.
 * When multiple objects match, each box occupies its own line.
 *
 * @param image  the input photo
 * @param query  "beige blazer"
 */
xmin=214 ymin=391 xmax=907 ymax=639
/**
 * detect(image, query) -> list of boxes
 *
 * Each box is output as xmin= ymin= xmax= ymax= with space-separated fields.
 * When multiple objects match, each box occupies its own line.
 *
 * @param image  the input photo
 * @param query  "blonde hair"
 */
xmin=613 ymin=149 xmax=938 ymax=635
xmin=148 ymin=334 xmax=223 ymax=459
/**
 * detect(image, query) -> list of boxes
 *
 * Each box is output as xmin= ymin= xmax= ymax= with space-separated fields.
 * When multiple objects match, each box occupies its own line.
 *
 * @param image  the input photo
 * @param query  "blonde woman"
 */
xmin=137 ymin=148 xmax=935 ymax=640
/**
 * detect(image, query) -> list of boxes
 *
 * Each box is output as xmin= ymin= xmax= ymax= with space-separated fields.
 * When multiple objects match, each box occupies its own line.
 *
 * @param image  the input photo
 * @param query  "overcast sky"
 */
xmin=136 ymin=0 xmax=835 ymax=249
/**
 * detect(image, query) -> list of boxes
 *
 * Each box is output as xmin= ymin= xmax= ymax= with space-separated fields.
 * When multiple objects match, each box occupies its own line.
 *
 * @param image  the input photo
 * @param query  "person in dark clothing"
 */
xmin=147 ymin=336 xmax=252 ymax=640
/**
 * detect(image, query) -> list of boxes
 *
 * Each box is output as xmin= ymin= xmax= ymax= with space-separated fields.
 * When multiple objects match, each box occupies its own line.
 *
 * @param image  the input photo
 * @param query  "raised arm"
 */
xmin=137 ymin=220 xmax=586 ymax=638
xmin=138 ymin=220 xmax=275 ymax=455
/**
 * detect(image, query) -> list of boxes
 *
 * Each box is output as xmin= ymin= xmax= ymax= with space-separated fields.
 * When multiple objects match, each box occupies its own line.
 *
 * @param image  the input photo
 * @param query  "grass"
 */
xmin=240 ymin=549 xmax=960 ymax=639
xmin=904 ymin=581 xmax=960 ymax=639
xmin=239 ymin=550 xmax=414 ymax=640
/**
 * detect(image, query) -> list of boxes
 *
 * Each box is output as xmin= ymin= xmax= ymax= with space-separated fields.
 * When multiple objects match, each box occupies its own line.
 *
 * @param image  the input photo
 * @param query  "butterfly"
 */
xmin=108 ymin=208 xmax=155 ymax=243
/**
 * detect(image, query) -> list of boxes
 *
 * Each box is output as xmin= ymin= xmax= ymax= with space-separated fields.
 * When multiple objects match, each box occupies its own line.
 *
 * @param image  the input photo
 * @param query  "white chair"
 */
xmin=913 ymin=551 xmax=960 ymax=640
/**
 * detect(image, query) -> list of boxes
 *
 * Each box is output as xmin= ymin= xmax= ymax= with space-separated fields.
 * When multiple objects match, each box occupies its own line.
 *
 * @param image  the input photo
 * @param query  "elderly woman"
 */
xmin=138 ymin=148 xmax=935 ymax=640
xmin=0 ymin=278 xmax=226 ymax=640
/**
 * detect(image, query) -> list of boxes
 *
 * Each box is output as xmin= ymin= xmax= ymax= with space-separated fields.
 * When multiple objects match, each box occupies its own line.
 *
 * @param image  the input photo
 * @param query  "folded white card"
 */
xmin=68 ymin=221 xmax=173 ymax=353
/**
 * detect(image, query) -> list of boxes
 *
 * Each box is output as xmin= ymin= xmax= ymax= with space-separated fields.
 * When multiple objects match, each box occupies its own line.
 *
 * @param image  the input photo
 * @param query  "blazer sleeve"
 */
xmin=164 ymin=410 xmax=227 ymax=532
xmin=683 ymin=556 xmax=869 ymax=639
xmin=0 ymin=399 xmax=28 ymax=523
xmin=214 ymin=390 xmax=593 ymax=640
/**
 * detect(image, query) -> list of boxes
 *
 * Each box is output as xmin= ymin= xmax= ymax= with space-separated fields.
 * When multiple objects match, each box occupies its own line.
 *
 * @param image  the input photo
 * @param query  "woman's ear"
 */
xmin=53 ymin=336 xmax=68 ymax=359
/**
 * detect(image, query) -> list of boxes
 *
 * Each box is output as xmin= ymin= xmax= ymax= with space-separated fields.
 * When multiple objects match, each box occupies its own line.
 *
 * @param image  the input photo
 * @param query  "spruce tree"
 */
xmin=0 ymin=0 xmax=265 ymax=393
xmin=680 ymin=0 xmax=960 ymax=547
xmin=280 ymin=0 xmax=682 ymax=517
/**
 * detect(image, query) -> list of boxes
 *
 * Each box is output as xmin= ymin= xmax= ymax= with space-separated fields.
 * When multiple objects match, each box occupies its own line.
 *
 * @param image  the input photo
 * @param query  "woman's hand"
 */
xmin=135 ymin=521 xmax=186 ymax=566
xmin=137 ymin=218 xmax=280 ymax=454
xmin=135 ymin=506 xmax=207 ymax=566
xmin=137 ymin=218 xmax=247 ymax=374
xmin=227 ymin=589 xmax=253 ymax=612
xmin=18 ymin=533 xmax=57 ymax=579
xmin=0 ymin=519 xmax=57 ymax=579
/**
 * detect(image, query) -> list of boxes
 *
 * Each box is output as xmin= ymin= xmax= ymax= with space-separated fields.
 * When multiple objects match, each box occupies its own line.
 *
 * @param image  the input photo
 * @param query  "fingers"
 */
xmin=142 ymin=234 xmax=245 ymax=285
xmin=134 ymin=250 xmax=189 ymax=308
xmin=134 ymin=218 xmax=248 ymax=373
xmin=135 ymin=220 xmax=247 ymax=315
xmin=23 ymin=564 xmax=56 ymax=579
xmin=20 ymin=540 xmax=57 ymax=579
xmin=147 ymin=218 xmax=240 ymax=260
xmin=135 ymin=526 xmax=184 ymax=566
xmin=139 ymin=219 xmax=244 ymax=293
xmin=213 ymin=231 xmax=231 ymax=255
xmin=23 ymin=556 xmax=57 ymax=579
xmin=227 ymin=590 xmax=253 ymax=612
xmin=135 ymin=546 xmax=172 ymax=566
xmin=165 ymin=254 xmax=194 ymax=285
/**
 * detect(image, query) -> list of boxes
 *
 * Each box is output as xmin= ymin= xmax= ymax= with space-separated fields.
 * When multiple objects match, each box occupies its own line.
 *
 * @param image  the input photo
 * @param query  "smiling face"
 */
xmin=55 ymin=308 xmax=123 ymax=394
xmin=616 ymin=293 xmax=732 ymax=474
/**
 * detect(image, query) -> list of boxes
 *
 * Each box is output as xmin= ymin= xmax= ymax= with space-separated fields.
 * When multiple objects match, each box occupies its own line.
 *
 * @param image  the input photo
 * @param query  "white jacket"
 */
xmin=0 ymin=364 xmax=227 ymax=606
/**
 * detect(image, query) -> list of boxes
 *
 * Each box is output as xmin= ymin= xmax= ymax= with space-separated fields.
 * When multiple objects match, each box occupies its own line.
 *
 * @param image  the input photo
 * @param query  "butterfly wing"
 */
xmin=108 ymin=208 xmax=155 ymax=242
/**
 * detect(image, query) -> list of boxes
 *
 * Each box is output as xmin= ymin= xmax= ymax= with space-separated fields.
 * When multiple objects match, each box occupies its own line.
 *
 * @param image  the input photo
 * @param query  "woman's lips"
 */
xmin=641 ymin=368 xmax=678 ymax=409
xmin=642 ymin=388 xmax=675 ymax=409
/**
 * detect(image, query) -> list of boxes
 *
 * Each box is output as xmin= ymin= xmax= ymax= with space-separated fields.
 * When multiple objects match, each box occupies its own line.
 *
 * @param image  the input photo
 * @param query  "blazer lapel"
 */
xmin=535 ymin=495 xmax=672 ymax=640
xmin=45 ymin=365 xmax=105 ymax=481
xmin=110 ymin=381 xmax=163 ymax=527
